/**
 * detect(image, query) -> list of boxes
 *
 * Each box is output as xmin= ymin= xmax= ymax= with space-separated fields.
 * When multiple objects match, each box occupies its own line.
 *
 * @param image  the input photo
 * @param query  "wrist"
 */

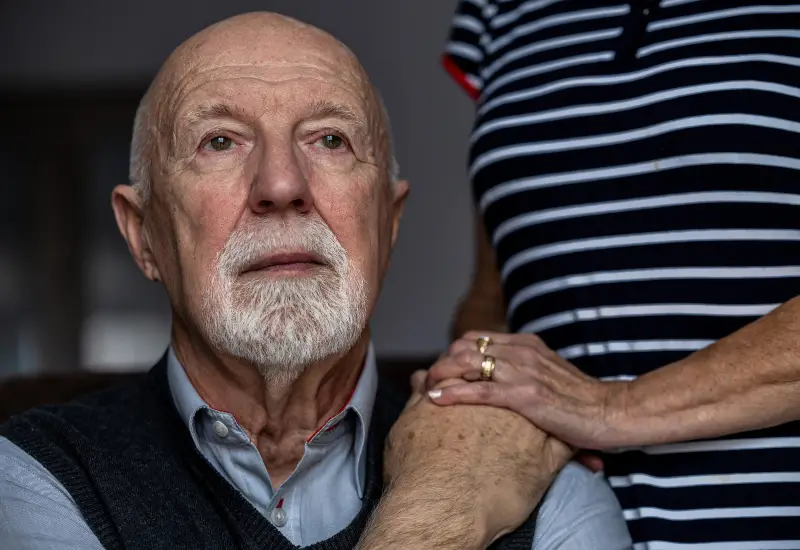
xmin=605 ymin=376 xmax=685 ymax=449
xmin=601 ymin=380 xmax=642 ymax=449
xmin=388 ymin=467 xmax=539 ymax=547
xmin=360 ymin=474 xmax=488 ymax=550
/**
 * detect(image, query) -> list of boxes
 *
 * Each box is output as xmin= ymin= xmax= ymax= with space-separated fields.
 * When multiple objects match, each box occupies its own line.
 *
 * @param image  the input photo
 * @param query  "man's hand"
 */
xmin=358 ymin=368 xmax=573 ymax=549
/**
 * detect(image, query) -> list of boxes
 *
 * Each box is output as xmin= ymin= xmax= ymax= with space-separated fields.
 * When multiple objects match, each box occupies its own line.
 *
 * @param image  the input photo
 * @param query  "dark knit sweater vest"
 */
xmin=0 ymin=356 xmax=537 ymax=549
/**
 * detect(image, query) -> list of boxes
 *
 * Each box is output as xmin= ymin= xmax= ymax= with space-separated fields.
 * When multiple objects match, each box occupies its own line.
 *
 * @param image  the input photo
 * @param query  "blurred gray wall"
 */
xmin=0 ymin=0 xmax=476 ymax=370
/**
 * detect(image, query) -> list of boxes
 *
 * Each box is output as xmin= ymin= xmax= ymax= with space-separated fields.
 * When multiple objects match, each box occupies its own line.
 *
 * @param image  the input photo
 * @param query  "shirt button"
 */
xmin=212 ymin=420 xmax=229 ymax=438
xmin=270 ymin=507 xmax=288 ymax=527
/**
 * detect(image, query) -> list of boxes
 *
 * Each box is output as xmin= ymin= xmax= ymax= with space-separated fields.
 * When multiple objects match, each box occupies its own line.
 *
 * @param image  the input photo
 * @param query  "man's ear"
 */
xmin=390 ymin=179 xmax=409 ymax=247
xmin=111 ymin=185 xmax=162 ymax=282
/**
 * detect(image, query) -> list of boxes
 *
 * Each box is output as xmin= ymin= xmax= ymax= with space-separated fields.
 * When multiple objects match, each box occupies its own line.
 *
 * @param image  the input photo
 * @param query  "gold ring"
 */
xmin=476 ymin=336 xmax=492 ymax=354
xmin=480 ymin=355 xmax=496 ymax=381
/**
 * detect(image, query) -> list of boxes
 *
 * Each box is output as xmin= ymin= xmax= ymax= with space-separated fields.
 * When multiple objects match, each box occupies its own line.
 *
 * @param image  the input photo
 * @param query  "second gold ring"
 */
xmin=480 ymin=355 xmax=496 ymax=381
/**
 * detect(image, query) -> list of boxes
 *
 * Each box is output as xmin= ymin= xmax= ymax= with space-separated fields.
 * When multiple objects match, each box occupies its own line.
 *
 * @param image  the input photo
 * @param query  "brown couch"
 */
xmin=0 ymin=358 xmax=432 ymax=423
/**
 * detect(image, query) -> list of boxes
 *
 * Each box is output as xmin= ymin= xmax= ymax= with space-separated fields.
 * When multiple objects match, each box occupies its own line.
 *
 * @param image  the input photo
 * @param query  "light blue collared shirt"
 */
xmin=0 ymin=345 xmax=632 ymax=549
xmin=166 ymin=346 xmax=378 ymax=545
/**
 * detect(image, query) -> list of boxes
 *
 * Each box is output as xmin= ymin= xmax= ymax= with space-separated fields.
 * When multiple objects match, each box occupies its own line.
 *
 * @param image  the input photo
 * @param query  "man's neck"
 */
xmin=170 ymin=322 xmax=370 ymax=485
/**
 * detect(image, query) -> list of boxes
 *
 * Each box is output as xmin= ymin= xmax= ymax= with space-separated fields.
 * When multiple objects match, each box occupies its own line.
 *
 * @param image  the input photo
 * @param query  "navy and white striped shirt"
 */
xmin=445 ymin=0 xmax=800 ymax=546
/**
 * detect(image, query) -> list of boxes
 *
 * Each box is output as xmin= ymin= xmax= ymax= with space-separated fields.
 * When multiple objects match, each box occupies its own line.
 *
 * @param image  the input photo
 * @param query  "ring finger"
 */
xmin=426 ymin=349 xmax=516 ymax=389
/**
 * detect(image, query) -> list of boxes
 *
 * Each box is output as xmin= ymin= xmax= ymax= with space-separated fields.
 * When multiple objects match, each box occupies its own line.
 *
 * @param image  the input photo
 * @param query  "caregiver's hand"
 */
xmin=426 ymin=331 xmax=633 ymax=450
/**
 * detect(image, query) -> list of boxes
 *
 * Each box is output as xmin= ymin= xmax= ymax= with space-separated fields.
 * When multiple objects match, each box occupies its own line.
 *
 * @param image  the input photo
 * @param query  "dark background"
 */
xmin=0 ymin=0 xmax=476 ymax=375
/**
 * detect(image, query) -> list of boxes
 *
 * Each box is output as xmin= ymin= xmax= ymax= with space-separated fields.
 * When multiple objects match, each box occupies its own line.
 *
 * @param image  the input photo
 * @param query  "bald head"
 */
xmin=130 ymin=12 xmax=398 ymax=202
xmin=113 ymin=11 xmax=409 ymax=379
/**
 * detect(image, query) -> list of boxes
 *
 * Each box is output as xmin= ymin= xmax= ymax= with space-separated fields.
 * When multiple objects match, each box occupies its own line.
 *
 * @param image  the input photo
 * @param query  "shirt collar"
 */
xmin=349 ymin=342 xmax=378 ymax=496
xmin=166 ymin=347 xmax=208 ymax=452
xmin=166 ymin=344 xmax=378 ymax=496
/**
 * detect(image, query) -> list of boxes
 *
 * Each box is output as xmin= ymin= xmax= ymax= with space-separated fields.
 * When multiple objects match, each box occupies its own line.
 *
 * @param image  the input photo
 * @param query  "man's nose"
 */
xmin=248 ymin=141 xmax=313 ymax=215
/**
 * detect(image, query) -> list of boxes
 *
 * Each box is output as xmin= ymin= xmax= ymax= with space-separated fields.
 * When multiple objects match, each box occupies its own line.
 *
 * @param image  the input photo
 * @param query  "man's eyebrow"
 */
xmin=179 ymin=101 xmax=255 ymax=128
xmin=305 ymin=99 xmax=366 ymax=129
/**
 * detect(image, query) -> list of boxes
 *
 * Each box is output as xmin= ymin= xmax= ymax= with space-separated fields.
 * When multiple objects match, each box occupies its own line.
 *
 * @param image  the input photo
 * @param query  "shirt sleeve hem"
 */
xmin=441 ymin=53 xmax=481 ymax=101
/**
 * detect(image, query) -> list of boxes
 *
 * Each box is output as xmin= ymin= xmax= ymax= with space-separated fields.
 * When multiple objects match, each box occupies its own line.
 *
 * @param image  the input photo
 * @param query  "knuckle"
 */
xmin=448 ymin=339 xmax=468 ymax=356
xmin=475 ymin=383 xmax=495 ymax=400
xmin=508 ymin=331 xmax=530 ymax=342
xmin=453 ymin=350 xmax=475 ymax=366
xmin=521 ymin=383 xmax=541 ymax=400
xmin=462 ymin=330 xmax=482 ymax=341
xmin=446 ymin=340 xmax=459 ymax=356
xmin=518 ymin=346 xmax=540 ymax=365
xmin=426 ymin=362 xmax=446 ymax=379
xmin=524 ymin=332 xmax=545 ymax=345
xmin=542 ymin=348 xmax=560 ymax=362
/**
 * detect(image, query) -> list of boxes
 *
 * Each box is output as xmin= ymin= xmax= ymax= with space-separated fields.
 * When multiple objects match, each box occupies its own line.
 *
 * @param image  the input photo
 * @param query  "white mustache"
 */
xmin=216 ymin=217 xmax=347 ymax=276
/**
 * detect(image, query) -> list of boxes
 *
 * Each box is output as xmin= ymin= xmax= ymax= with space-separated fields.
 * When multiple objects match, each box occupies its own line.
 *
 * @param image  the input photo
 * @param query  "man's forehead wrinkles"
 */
xmin=173 ymin=52 xmax=363 ymax=89
xmin=169 ymin=73 xmax=371 ymax=125
xmin=150 ymin=37 xmax=384 ymax=167
xmin=165 ymin=62 xmax=364 ymax=119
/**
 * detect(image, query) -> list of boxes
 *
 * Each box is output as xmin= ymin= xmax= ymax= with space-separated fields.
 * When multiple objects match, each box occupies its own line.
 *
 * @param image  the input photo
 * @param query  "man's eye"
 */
xmin=319 ymin=135 xmax=344 ymax=150
xmin=204 ymin=136 xmax=235 ymax=152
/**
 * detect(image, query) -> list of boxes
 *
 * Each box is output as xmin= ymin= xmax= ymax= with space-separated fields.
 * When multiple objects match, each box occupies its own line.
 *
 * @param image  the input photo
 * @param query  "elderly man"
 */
xmin=0 ymin=13 xmax=630 ymax=550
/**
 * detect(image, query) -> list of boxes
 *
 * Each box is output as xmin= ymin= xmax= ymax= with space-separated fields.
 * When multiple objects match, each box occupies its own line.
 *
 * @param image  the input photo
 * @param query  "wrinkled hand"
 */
xmin=384 ymin=369 xmax=573 ymax=544
xmin=425 ymin=331 xmax=632 ymax=450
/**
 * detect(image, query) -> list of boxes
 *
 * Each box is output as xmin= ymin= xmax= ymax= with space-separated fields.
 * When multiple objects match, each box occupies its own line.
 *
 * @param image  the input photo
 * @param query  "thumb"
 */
xmin=405 ymin=369 xmax=428 ymax=408
xmin=410 ymin=369 xmax=428 ymax=394
xmin=427 ymin=381 xmax=507 ymax=408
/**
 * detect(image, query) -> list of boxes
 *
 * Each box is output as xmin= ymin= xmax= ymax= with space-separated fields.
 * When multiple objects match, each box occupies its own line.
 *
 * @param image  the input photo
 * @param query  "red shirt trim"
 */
xmin=442 ymin=53 xmax=480 ymax=101
xmin=305 ymin=359 xmax=365 ymax=443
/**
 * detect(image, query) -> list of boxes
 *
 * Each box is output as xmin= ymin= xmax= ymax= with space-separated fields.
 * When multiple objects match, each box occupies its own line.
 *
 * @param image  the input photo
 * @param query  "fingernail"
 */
xmin=428 ymin=389 xmax=442 ymax=399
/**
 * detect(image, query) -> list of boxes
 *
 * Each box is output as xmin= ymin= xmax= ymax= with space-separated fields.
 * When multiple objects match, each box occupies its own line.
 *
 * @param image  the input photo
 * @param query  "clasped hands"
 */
xmin=427 ymin=331 xmax=633 ymax=450
xmin=381 ymin=331 xmax=632 ymax=546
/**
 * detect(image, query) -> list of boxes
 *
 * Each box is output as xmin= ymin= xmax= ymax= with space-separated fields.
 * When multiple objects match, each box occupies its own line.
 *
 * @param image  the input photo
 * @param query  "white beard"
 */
xmin=199 ymin=216 xmax=368 ymax=385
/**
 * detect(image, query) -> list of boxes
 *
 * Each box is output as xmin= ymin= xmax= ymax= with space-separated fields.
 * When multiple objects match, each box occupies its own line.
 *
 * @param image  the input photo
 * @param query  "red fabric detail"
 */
xmin=277 ymin=498 xmax=284 ymax=509
xmin=305 ymin=357 xmax=365 ymax=443
xmin=442 ymin=53 xmax=480 ymax=101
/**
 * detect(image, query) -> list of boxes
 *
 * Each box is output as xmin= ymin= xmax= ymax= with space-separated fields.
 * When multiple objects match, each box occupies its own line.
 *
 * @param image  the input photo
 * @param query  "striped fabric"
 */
xmin=444 ymin=0 xmax=800 ymax=546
